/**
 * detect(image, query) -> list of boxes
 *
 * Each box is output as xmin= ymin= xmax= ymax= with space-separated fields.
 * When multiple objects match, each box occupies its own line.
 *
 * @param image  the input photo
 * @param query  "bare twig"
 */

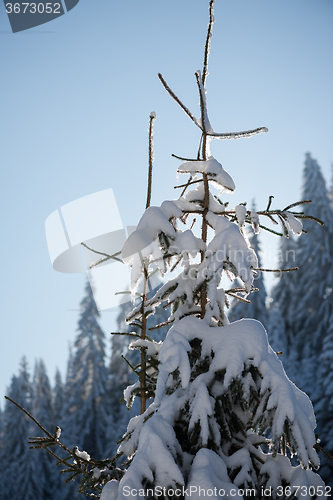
xmin=158 ymin=73 xmax=201 ymax=130
xmin=81 ymin=243 xmax=123 ymax=266
xmin=282 ymin=199 xmax=311 ymax=211
xmin=202 ymin=0 xmax=216 ymax=87
xmin=171 ymin=154 xmax=201 ymax=162
xmin=146 ymin=112 xmax=156 ymax=209
xmin=148 ymin=319 xmax=174 ymax=331
xmin=174 ymin=179 xmax=204 ymax=189
xmin=207 ymin=127 xmax=268 ymax=139
xmin=266 ymin=196 xmax=274 ymax=211
xmin=180 ymin=176 xmax=194 ymax=197
xmin=254 ymin=267 xmax=299 ymax=273
xmin=225 ymin=292 xmax=251 ymax=304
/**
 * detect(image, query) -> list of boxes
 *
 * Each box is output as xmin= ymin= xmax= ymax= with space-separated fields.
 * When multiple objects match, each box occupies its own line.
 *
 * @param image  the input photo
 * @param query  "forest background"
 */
xmin=0 ymin=0 xmax=332 ymax=495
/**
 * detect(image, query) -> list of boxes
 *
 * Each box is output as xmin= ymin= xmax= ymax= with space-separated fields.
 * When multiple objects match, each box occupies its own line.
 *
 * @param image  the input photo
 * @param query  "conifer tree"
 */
xmin=62 ymin=281 xmax=111 ymax=460
xmin=2 ymin=359 xmax=41 ymax=500
xmin=314 ymin=312 xmax=333 ymax=486
xmin=53 ymin=368 xmax=65 ymax=425
xmin=269 ymin=235 xmax=298 ymax=383
xmin=100 ymin=2 xmax=325 ymax=494
xmin=328 ymin=163 xmax=333 ymax=207
xmin=32 ymin=359 xmax=61 ymax=500
xmin=291 ymin=154 xmax=333 ymax=398
xmin=266 ymin=303 xmax=287 ymax=356
xmin=8 ymin=3 xmax=329 ymax=497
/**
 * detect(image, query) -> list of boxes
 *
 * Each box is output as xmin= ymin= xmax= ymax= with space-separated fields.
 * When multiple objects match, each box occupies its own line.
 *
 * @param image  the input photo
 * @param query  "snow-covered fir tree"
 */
xmin=328 ymin=163 xmax=333 ymax=207
xmin=7 ymin=3 xmax=330 ymax=497
xmin=270 ymin=235 xmax=297 ymax=357
xmin=62 ymin=280 xmax=111 ymax=458
xmin=270 ymin=154 xmax=333 ymax=485
xmin=229 ymin=210 xmax=268 ymax=329
xmin=315 ymin=312 xmax=333 ymax=486
xmin=2 ymin=358 xmax=41 ymax=500
xmin=266 ymin=303 xmax=287 ymax=356
xmin=32 ymin=359 xmax=57 ymax=500
xmin=53 ymin=368 xmax=65 ymax=424
xmin=100 ymin=3 xmax=325 ymax=495
xmin=291 ymin=154 xmax=333 ymax=398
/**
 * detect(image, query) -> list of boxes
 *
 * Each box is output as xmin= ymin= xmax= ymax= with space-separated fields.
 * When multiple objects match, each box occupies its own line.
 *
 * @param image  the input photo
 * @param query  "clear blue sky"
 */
xmin=0 ymin=0 xmax=332 ymax=404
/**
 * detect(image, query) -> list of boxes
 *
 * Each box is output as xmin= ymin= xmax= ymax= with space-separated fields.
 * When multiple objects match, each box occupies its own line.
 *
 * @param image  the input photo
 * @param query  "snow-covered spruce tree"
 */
xmin=270 ymin=235 xmax=297 ymax=358
xmin=53 ymin=368 xmax=65 ymax=425
xmin=2 ymin=358 xmax=41 ymax=500
xmin=290 ymin=154 xmax=333 ymax=400
xmin=328 ymin=163 xmax=333 ymax=207
xmin=32 ymin=359 xmax=57 ymax=500
xmin=229 ymin=207 xmax=268 ymax=329
xmin=100 ymin=2 xmax=326 ymax=496
xmin=62 ymin=280 xmax=111 ymax=460
xmin=315 ymin=312 xmax=333 ymax=487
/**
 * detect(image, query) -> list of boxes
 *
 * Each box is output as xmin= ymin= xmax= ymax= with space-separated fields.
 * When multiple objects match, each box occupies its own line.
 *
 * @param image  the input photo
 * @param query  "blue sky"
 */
xmin=0 ymin=0 xmax=332 ymax=404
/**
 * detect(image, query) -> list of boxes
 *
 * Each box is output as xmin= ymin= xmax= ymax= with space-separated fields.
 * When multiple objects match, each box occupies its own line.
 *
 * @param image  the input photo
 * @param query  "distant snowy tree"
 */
xmin=313 ymin=312 xmax=333 ymax=486
xmin=32 ymin=359 xmax=56 ymax=500
xmin=267 ymin=303 xmax=287 ymax=355
xmin=291 ymin=154 xmax=333 ymax=398
xmin=229 ymin=218 xmax=268 ymax=329
xmin=270 ymin=235 xmax=298 ymax=356
xmin=328 ymin=163 xmax=333 ymax=207
xmin=53 ymin=368 xmax=65 ymax=424
xmin=2 ymin=358 xmax=40 ymax=500
xmin=62 ymin=281 xmax=111 ymax=460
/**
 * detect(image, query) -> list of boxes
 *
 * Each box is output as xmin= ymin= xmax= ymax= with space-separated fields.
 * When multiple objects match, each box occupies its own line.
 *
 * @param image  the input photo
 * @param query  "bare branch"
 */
xmin=266 ymin=195 xmax=274 ymax=211
xmin=174 ymin=179 xmax=204 ymax=189
xmin=202 ymin=0 xmax=216 ymax=87
xmin=146 ymin=112 xmax=156 ymax=209
xmin=254 ymin=267 xmax=299 ymax=273
xmin=158 ymin=73 xmax=202 ymax=130
xmin=171 ymin=154 xmax=201 ymax=162
xmin=282 ymin=199 xmax=311 ymax=211
xmin=208 ymin=127 xmax=268 ymax=140
xmin=225 ymin=292 xmax=251 ymax=304
xmin=81 ymin=243 xmax=123 ymax=266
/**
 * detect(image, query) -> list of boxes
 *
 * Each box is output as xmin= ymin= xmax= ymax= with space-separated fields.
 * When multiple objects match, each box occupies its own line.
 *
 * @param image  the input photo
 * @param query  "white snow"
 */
xmin=74 ymin=448 xmax=91 ymax=461
xmin=284 ymin=212 xmax=303 ymax=236
xmin=100 ymin=480 xmax=119 ymax=500
xmin=235 ymin=204 xmax=247 ymax=228
xmin=177 ymin=156 xmax=235 ymax=193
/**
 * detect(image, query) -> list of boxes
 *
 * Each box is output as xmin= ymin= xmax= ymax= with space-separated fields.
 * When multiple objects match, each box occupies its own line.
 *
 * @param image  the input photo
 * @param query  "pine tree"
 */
xmin=315 ymin=312 xmax=333 ymax=486
xmin=266 ymin=303 xmax=287 ymax=356
xmin=53 ymin=368 xmax=65 ymax=424
xmin=291 ymin=154 xmax=333 ymax=398
xmin=62 ymin=281 xmax=111 ymax=460
xmin=32 ymin=359 xmax=58 ymax=500
xmin=9 ymin=3 xmax=329 ymax=496
xmin=328 ymin=163 xmax=333 ymax=208
xmin=2 ymin=358 xmax=41 ymax=500
xmin=100 ymin=3 xmax=325 ymax=494
xmin=270 ymin=235 xmax=298 ymax=356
